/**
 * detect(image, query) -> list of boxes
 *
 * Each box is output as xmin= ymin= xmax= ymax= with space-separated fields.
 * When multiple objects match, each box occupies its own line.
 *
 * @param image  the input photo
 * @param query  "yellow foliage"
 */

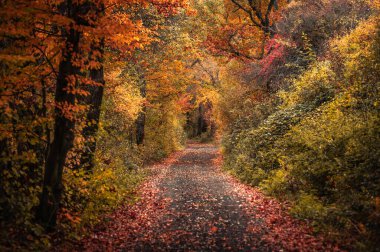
xmin=330 ymin=17 xmax=378 ymax=81
xmin=279 ymin=61 xmax=336 ymax=108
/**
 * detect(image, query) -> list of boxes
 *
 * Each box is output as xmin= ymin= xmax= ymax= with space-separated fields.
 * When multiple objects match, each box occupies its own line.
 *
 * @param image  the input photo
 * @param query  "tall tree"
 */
xmin=203 ymin=0 xmax=287 ymax=60
xmin=37 ymin=0 xmax=88 ymax=228
xmin=79 ymin=1 xmax=105 ymax=171
xmin=37 ymin=0 xmax=187 ymax=228
xmin=135 ymin=75 xmax=146 ymax=145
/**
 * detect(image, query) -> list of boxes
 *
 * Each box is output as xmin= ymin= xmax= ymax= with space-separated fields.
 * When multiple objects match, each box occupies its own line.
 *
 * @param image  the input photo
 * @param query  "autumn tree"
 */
xmin=201 ymin=0 xmax=287 ymax=61
xmin=0 ymin=0 xmax=187 ymax=229
xmin=229 ymin=0 xmax=283 ymax=35
xmin=0 ymin=0 xmax=60 ymax=229
xmin=36 ymin=0 xmax=189 ymax=228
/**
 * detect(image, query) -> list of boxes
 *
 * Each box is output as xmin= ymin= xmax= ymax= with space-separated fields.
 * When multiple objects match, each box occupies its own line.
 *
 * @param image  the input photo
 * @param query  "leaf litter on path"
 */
xmin=70 ymin=143 xmax=342 ymax=251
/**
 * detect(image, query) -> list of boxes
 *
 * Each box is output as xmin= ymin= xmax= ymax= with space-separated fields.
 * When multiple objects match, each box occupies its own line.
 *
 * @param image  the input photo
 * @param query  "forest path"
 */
xmin=80 ymin=143 xmax=338 ymax=251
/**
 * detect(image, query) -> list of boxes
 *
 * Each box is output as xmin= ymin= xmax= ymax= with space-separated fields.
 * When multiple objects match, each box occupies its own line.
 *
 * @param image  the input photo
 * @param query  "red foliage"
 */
xmin=259 ymin=35 xmax=289 ymax=77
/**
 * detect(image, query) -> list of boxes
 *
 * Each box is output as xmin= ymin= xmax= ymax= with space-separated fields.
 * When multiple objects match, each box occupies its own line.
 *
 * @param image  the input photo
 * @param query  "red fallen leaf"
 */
xmin=268 ymin=216 xmax=278 ymax=224
xmin=129 ymin=211 xmax=137 ymax=219
xmin=71 ymin=144 xmax=343 ymax=252
xmin=210 ymin=226 xmax=218 ymax=233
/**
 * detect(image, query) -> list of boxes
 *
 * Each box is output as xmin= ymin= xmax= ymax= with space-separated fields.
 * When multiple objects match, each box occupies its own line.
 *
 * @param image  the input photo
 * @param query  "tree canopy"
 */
xmin=0 ymin=0 xmax=379 ymax=250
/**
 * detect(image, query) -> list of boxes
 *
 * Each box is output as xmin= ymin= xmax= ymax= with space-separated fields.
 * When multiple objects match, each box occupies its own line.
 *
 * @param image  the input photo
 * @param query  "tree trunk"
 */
xmin=197 ymin=103 xmax=205 ymax=136
xmin=37 ymin=12 xmax=80 ymax=229
xmin=136 ymin=79 xmax=146 ymax=145
xmin=79 ymin=39 xmax=105 ymax=171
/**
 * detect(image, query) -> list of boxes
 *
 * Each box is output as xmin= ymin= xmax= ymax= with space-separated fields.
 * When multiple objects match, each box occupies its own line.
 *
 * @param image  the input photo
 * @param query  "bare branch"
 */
xmin=33 ymin=45 xmax=59 ymax=78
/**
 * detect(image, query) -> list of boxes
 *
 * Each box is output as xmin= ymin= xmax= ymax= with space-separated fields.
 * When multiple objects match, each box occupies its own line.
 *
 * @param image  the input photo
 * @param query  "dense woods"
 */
xmin=0 ymin=0 xmax=379 ymax=250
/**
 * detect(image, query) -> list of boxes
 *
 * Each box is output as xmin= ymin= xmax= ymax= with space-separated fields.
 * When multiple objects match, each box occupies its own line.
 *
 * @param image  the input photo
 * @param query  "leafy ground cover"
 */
xmin=58 ymin=143 xmax=342 ymax=251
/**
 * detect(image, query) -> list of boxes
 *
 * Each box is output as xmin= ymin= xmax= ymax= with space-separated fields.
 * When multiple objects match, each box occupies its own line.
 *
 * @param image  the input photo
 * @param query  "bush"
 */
xmin=273 ymin=17 xmax=379 ymax=247
xmin=279 ymin=60 xmax=336 ymax=108
xmin=223 ymin=57 xmax=340 ymax=186
xmin=222 ymin=16 xmax=380 ymax=249
xmin=223 ymin=104 xmax=312 ymax=185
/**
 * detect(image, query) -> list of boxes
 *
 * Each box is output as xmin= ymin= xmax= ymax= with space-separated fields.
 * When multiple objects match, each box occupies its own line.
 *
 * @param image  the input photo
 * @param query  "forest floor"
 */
xmin=76 ymin=143 xmax=341 ymax=251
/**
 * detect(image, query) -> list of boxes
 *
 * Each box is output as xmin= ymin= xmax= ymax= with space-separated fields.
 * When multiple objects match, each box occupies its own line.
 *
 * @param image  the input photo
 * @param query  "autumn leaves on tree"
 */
xmin=0 ymin=0 xmax=186 ymax=230
xmin=1 ymin=0 xmax=379 ymax=250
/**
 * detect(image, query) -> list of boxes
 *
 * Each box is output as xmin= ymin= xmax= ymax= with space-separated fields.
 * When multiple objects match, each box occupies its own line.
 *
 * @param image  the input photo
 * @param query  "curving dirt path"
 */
xmin=133 ymin=144 xmax=265 ymax=251
xmin=79 ymin=143 xmax=340 ymax=251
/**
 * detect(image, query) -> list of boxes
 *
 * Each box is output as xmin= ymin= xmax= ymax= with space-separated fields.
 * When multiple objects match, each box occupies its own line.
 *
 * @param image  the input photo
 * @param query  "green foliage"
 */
xmin=60 ymin=159 xmax=145 ymax=238
xmin=290 ymin=192 xmax=328 ymax=222
xmin=280 ymin=60 xmax=336 ymax=108
xmin=222 ymin=16 xmax=380 ymax=249
xmin=223 ymin=104 xmax=311 ymax=185
xmin=300 ymin=32 xmax=317 ymax=63
xmin=260 ymin=169 xmax=291 ymax=198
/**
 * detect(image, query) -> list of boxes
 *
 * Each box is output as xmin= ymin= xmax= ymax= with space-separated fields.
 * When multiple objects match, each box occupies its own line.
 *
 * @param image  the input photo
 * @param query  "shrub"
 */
xmin=222 ymin=16 xmax=380 ymax=249
xmin=271 ymin=17 xmax=380 ymax=247
xmin=279 ymin=60 xmax=336 ymax=108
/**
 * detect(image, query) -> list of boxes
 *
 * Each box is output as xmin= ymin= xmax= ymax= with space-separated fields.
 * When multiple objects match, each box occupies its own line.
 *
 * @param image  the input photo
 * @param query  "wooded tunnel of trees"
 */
xmin=0 ymin=0 xmax=379 ymax=250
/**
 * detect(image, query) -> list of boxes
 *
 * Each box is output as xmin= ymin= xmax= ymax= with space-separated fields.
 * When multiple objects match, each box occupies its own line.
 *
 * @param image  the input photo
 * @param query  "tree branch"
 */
xmin=32 ymin=45 xmax=59 ymax=79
